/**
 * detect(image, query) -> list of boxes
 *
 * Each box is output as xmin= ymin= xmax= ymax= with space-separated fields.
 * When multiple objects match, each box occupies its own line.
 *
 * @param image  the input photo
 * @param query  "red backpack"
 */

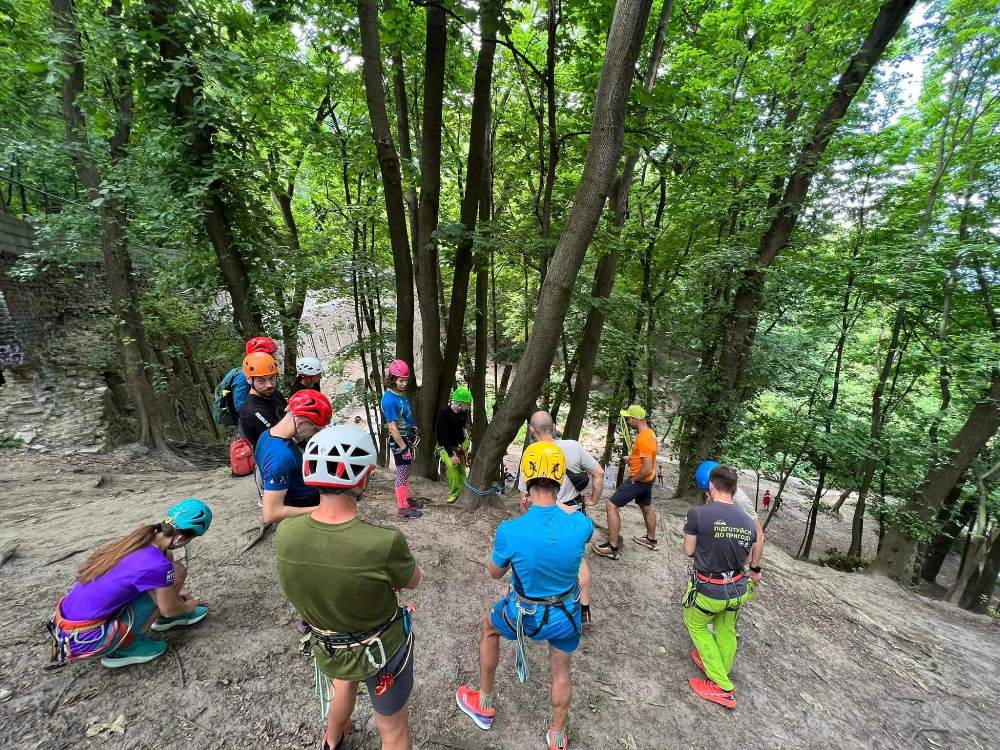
xmin=229 ymin=437 xmax=256 ymax=477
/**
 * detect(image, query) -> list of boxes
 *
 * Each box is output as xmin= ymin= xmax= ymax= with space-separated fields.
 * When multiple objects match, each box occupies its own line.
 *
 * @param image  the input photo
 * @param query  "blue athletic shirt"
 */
xmin=492 ymin=504 xmax=594 ymax=599
xmin=381 ymin=390 xmax=414 ymax=430
xmin=233 ymin=373 xmax=251 ymax=412
xmin=255 ymin=430 xmax=319 ymax=507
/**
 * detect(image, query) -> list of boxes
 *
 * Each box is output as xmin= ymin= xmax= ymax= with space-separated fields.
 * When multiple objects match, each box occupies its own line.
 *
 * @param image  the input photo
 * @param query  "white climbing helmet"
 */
xmin=302 ymin=425 xmax=377 ymax=490
xmin=296 ymin=356 xmax=323 ymax=376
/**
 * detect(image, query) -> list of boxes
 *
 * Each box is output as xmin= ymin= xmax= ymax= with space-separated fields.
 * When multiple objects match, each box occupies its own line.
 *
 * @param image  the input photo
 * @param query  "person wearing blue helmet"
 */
xmin=47 ymin=499 xmax=212 ymax=669
xmin=695 ymin=460 xmax=764 ymax=581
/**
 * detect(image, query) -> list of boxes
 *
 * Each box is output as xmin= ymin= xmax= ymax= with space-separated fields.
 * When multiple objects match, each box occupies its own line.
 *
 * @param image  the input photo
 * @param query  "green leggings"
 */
xmin=438 ymin=445 xmax=467 ymax=501
xmin=682 ymin=581 xmax=754 ymax=692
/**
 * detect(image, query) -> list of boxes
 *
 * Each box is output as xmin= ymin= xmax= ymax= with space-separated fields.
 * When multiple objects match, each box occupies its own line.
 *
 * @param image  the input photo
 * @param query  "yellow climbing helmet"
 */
xmin=521 ymin=441 xmax=566 ymax=488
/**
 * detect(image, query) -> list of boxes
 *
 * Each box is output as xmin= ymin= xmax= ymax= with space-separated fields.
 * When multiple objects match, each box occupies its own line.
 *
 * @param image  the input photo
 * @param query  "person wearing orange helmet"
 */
xmin=234 ymin=336 xmax=280 ymax=413
xmin=238 ymin=352 xmax=288 ymax=448
xmin=257 ymin=389 xmax=334 ymax=524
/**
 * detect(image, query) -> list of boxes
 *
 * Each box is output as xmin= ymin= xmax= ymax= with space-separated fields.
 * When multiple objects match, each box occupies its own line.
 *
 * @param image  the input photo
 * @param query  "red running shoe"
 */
xmin=455 ymin=685 xmax=495 ymax=730
xmin=691 ymin=650 xmax=706 ymax=675
xmin=689 ymin=677 xmax=736 ymax=709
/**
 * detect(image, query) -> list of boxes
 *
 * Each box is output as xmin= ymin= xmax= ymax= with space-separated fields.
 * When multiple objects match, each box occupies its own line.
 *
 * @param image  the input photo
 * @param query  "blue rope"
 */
xmin=464 ymin=478 xmax=503 ymax=497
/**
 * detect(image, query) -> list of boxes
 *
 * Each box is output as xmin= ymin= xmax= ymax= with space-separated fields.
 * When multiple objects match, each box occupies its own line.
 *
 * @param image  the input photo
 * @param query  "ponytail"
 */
xmin=76 ymin=523 xmax=174 ymax=583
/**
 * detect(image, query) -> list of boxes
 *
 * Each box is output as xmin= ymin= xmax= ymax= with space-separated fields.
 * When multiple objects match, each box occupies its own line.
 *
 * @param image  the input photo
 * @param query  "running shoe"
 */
xmin=152 ymin=604 xmax=208 ymax=631
xmin=688 ymin=677 xmax=736 ymax=709
xmin=546 ymin=728 xmax=569 ymax=749
xmin=100 ymin=636 xmax=167 ymax=668
xmin=397 ymin=506 xmax=423 ymax=519
xmin=691 ymin=650 xmax=705 ymax=675
xmin=632 ymin=535 xmax=659 ymax=551
xmin=447 ymin=494 xmax=460 ymax=504
xmin=455 ymin=685 xmax=495 ymax=730
xmin=590 ymin=541 xmax=619 ymax=560
xmin=320 ymin=726 xmax=350 ymax=750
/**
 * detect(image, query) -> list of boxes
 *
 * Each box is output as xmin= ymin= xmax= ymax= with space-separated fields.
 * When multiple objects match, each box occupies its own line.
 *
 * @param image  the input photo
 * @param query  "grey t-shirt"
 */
xmin=684 ymin=502 xmax=756 ymax=599
xmin=734 ymin=487 xmax=757 ymax=520
xmin=518 ymin=439 xmax=598 ymax=504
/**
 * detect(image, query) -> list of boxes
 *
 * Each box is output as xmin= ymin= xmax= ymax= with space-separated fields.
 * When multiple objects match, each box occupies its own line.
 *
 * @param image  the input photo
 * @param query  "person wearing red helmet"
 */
xmin=238 ymin=352 xmax=288 ymax=448
xmin=381 ymin=360 xmax=422 ymax=519
xmin=256 ymin=389 xmax=333 ymax=524
xmin=234 ymin=336 xmax=279 ymax=413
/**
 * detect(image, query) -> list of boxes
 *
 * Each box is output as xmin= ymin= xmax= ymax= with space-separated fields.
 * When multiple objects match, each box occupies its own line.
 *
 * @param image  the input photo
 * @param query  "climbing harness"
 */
xmin=499 ymin=569 xmax=580 ymax=684
xmin=683 ymin=566 xmax=745 ymax=618
xmin=47 ymin=598 xmax=137 ymax=666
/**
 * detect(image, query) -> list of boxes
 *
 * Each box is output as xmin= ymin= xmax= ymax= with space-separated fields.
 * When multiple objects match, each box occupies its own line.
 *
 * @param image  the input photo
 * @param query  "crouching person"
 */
xmin=277 ymin=426 xmax=422 ymax=750
xmin=48 ymin=499 xmax=212 ymax=668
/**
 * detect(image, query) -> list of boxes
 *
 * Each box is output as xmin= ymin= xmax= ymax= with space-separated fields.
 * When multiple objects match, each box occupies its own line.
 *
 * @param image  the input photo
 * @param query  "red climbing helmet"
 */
xmin=387 ymin=359 xmax=410 ymax=378
xmin=288 ymin=389 xmax=333 ymax=427
xmin=245 ymin=336 xmax=278 ymax=355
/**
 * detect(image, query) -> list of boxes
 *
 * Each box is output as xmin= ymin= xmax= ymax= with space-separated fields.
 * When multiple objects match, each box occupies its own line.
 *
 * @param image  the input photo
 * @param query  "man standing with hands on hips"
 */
xmin=592 ymin=405 xmax=658 ymax=560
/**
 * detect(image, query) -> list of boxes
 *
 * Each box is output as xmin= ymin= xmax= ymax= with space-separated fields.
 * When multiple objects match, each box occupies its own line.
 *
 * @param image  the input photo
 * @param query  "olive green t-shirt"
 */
xmin=276 ymin=515 xmax=416 ymax=681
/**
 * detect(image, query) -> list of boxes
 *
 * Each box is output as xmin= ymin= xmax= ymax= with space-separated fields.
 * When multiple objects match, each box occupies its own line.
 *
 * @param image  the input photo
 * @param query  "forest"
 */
xmin=2 ymin=0 xmax=998 ymax=611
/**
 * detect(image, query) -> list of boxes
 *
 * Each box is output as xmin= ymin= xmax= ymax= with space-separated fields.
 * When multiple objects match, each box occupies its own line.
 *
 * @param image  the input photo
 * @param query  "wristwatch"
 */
xmin=749 ymin=565 xmax=762 ymax=573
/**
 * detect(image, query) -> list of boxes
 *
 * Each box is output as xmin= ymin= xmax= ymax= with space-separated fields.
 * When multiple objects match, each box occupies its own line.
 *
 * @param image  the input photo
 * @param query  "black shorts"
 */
xmin=609 ymin=478 xmax=654 ymax=508
xmin=365 ymin=634 xmax=414 ymax=716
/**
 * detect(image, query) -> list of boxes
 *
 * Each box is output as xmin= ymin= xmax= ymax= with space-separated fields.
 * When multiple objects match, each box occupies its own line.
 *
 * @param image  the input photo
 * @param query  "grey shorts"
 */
xmin=365 ymin=634 xmax=415 ymax=716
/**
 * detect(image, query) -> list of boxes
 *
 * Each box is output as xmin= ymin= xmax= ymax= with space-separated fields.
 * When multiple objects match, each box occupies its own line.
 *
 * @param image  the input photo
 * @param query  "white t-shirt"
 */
xmin=519 ymin=439 xmax=599 ymax=504
xmin=734 ymin=487 xmax=758 ymax=521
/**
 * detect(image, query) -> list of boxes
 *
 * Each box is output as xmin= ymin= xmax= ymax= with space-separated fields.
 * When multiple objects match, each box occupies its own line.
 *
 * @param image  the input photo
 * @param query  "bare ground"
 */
xmin=0 ymin=448 xmax=998 ymax=750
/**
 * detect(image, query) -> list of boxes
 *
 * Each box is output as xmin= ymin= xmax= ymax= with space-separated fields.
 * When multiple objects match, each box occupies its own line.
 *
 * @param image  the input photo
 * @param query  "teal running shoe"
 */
xmin=152 ymin=604 xmax=208 ymax=631
xmin=100 ymin=636 xmax=167 ymax=668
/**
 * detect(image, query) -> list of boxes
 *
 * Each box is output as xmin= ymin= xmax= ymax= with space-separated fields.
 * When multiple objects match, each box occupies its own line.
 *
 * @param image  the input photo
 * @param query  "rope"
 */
xmin=314 ymin=653 xmax=334 ymax=720
xmin=515 ymin=604 xmax=530 ymax=684
xmin=464 ymin=478 xmax=503 ymax=497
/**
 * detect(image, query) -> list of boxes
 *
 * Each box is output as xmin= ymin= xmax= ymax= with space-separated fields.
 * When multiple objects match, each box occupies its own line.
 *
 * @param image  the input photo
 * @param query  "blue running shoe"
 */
xmin=152 ymin=604 xmax=208 ymax=631
xmin=100 ymin=636 xmax=167 ymax=668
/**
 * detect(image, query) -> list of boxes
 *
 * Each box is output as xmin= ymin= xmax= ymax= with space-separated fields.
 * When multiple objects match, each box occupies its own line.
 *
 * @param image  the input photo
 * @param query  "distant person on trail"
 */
xmin=238 ymin=352 xmax=288 ymax=448
xmin=657 ymin=464 xmax=664 ymax=487
xmin=381 ymin=360 xmax=422 ymax=519
xmin=290 ymin=356 xmax=323 ymax=396
xmin=518 ymin=411 xmax=604 ymax=629
xmin=235 ymin=336 xmax=279 ymax=413
xmin=682 ymin=464 xmax=757 ymax=709
xmin=257 ymin=389 xmax=332 ymax=524
xmin=47 ymin=499 xmax=212 ymax=669
xmin=456 ymin=441 xmax=593 ymax=750
xmin=278 ymin=426 xmax=421 ymax=750
xmin=695 ymin=460 xmax=764 ymax=583
xmin=592 ymin=405 xmax=658 ymax=560
xmin=435 ymin=386 xmax=473 ymax=504
xmin=762 ymin=490 xmax=771 ymax=511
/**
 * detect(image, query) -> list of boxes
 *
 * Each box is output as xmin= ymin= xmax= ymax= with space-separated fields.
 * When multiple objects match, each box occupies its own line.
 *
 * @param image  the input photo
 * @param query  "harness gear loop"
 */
xmin=500 ymin=578 xmax=580 ymax=685
xmin=47 ymin=597 xmax=137 ymax=666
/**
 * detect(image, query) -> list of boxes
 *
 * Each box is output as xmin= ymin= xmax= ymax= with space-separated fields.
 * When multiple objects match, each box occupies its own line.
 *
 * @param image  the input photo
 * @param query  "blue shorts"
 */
xmin=610 ymin=478 xmax=654 ymax=508
xmin=490 ymin=591 xmax=582 ymax=654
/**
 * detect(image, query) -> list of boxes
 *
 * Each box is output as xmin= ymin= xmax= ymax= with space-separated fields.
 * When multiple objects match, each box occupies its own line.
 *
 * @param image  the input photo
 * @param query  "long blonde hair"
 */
xmin=76 ymin=523 xmax=173 ymax=583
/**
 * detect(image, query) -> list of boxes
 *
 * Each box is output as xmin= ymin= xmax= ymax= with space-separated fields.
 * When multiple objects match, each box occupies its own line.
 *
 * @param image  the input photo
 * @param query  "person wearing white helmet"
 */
xmin=290 ymin=356 xmax=324 ymax=396
xmin=277 ymin=426 xmax=422 ymax=750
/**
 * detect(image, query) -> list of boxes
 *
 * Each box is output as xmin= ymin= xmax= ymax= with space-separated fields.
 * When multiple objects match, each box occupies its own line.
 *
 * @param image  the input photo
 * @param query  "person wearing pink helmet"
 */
xmin=381 ymin=360 xmax=422 ymax=519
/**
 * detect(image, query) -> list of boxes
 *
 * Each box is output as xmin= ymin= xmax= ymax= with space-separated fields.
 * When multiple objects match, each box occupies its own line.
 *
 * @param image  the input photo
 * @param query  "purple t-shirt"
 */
xmin=61 ymin=545 xmax=174 ymax=621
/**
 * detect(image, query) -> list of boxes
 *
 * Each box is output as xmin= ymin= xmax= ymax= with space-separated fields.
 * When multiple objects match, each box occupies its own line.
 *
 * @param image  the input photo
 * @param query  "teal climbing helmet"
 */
xmin=163 ymin=498 xmax=213 ymax=536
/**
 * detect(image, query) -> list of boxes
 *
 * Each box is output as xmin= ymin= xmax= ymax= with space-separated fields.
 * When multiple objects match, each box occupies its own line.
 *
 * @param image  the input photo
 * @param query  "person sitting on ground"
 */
xmin=456 ymin=441 xmax=593 ymax=750
xmin=518 ymin=410 xmax=604 ymax=630
xmin=695 ymin=460 xmax=764 ymax=585
xmin=257 ymin=389 xmax=332 ymax=524
xmin=278 ymin=425 xmax=421 ymax=750
xmin=290 ymin=356 xmax=324 ymax=396
xmin=592 ymin=405 xmax=658 ymax=560
xmin=235 ymin=336 xmax=280 ymax=413
xmin=762 ymin=489 xmax=771 ymax=511
xmin=682 ymin=464 xmax=757 ymax=709
xmin=238 ymin=352 xmax=288 ymax=448
xmin=381 ymin=360 xmax=422 ymax=519
xmin=48 ymin=499 xmax=212 ymax=669
xmin=435 ymin=386 xmax=473 ymax=504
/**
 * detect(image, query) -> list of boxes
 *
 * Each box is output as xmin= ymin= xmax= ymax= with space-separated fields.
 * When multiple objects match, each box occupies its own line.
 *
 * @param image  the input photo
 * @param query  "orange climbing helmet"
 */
xmin=243 ymin=352 xmax=279 ymax=379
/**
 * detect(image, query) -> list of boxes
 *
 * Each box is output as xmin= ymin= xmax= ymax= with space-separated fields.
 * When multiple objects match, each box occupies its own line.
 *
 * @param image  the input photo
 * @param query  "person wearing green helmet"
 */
xmin=47 ymin=499 xmax=212 ymax=669
xmin=435 ymin=386 xmax=473 ymax=503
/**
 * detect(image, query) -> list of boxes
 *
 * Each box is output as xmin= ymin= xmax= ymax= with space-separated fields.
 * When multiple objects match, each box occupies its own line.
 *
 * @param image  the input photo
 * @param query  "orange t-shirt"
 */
xmin=629 ymin=427 xmax=657 ymax=481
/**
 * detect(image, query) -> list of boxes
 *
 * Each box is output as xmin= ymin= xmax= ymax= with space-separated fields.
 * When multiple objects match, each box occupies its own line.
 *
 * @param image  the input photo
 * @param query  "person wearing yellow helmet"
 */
xmin=456 ymin=441 xmax=593 ymax=750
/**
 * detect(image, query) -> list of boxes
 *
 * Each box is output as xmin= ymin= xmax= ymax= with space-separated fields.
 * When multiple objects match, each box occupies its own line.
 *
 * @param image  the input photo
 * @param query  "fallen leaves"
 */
xmin=85 ymin=714 xmax=126 ymax=737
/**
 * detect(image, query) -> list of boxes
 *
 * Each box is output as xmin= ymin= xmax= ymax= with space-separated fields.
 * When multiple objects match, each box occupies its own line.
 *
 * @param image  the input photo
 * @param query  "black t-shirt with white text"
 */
xmin=684 ymin=502 xmax=756 ymax=599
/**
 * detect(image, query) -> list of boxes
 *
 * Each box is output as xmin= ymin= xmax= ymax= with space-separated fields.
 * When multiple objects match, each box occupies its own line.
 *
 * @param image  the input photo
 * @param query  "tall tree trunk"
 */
xmin=143 ymin=0 xmax=261 ymax=339
xmin=471 ymin=110 xmax=494 ymax=453
xmin=676 ymin=0 xmax=917 ymax=495
xmin=389 ymin=31 xmax=420 ymax=275
xmin=52 ymin=0 xmax=175 ymax=456
xmin=920 ymin=489 xmax=971 ymax=583
xmin=962 ymin=527 xmax=1000 ymax=612
xmin=438 ymin=0 xmax=499 ymax=408
xmin=465 ymin=0 xmax=654 ymax=502
xmin=412 ymin=3 xmax=448 ymax=477
xmin=562 ymin=0 xmax=672 ymax=440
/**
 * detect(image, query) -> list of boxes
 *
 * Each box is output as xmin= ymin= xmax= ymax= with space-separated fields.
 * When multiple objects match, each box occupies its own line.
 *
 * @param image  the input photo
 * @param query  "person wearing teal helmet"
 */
xmin=47 ymin=499 xmax=212 ymax=669
xmin=435 ymin=386 xmax=473 ymax=503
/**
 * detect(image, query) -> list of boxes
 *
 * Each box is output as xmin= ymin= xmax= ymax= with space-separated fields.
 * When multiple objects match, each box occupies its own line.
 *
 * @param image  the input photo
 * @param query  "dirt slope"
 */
xmin=0 ymin=449 xmax=997 ymax=750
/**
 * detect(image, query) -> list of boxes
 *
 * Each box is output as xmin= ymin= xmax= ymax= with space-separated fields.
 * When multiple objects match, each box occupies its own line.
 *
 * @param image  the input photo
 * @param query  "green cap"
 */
xmin=620 ymin=405 xmax=646 ymax=419
xmin=451 ymin=386 xmax=473 ymax=404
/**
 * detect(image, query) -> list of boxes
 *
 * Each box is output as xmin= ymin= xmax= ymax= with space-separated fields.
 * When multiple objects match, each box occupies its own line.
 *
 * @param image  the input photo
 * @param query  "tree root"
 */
xmin=239 ymin=524 xmax=273 ymax=555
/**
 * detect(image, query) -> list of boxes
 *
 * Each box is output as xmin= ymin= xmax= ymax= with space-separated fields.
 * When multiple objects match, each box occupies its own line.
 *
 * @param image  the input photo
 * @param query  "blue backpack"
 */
xmin=213 ymin=367 xmax=242 ymax=425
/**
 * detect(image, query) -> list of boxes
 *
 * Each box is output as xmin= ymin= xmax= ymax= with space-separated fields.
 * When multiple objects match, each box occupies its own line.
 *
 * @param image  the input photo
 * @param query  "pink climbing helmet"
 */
xmin=387 ymin=359 xmax=411 ymax=378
